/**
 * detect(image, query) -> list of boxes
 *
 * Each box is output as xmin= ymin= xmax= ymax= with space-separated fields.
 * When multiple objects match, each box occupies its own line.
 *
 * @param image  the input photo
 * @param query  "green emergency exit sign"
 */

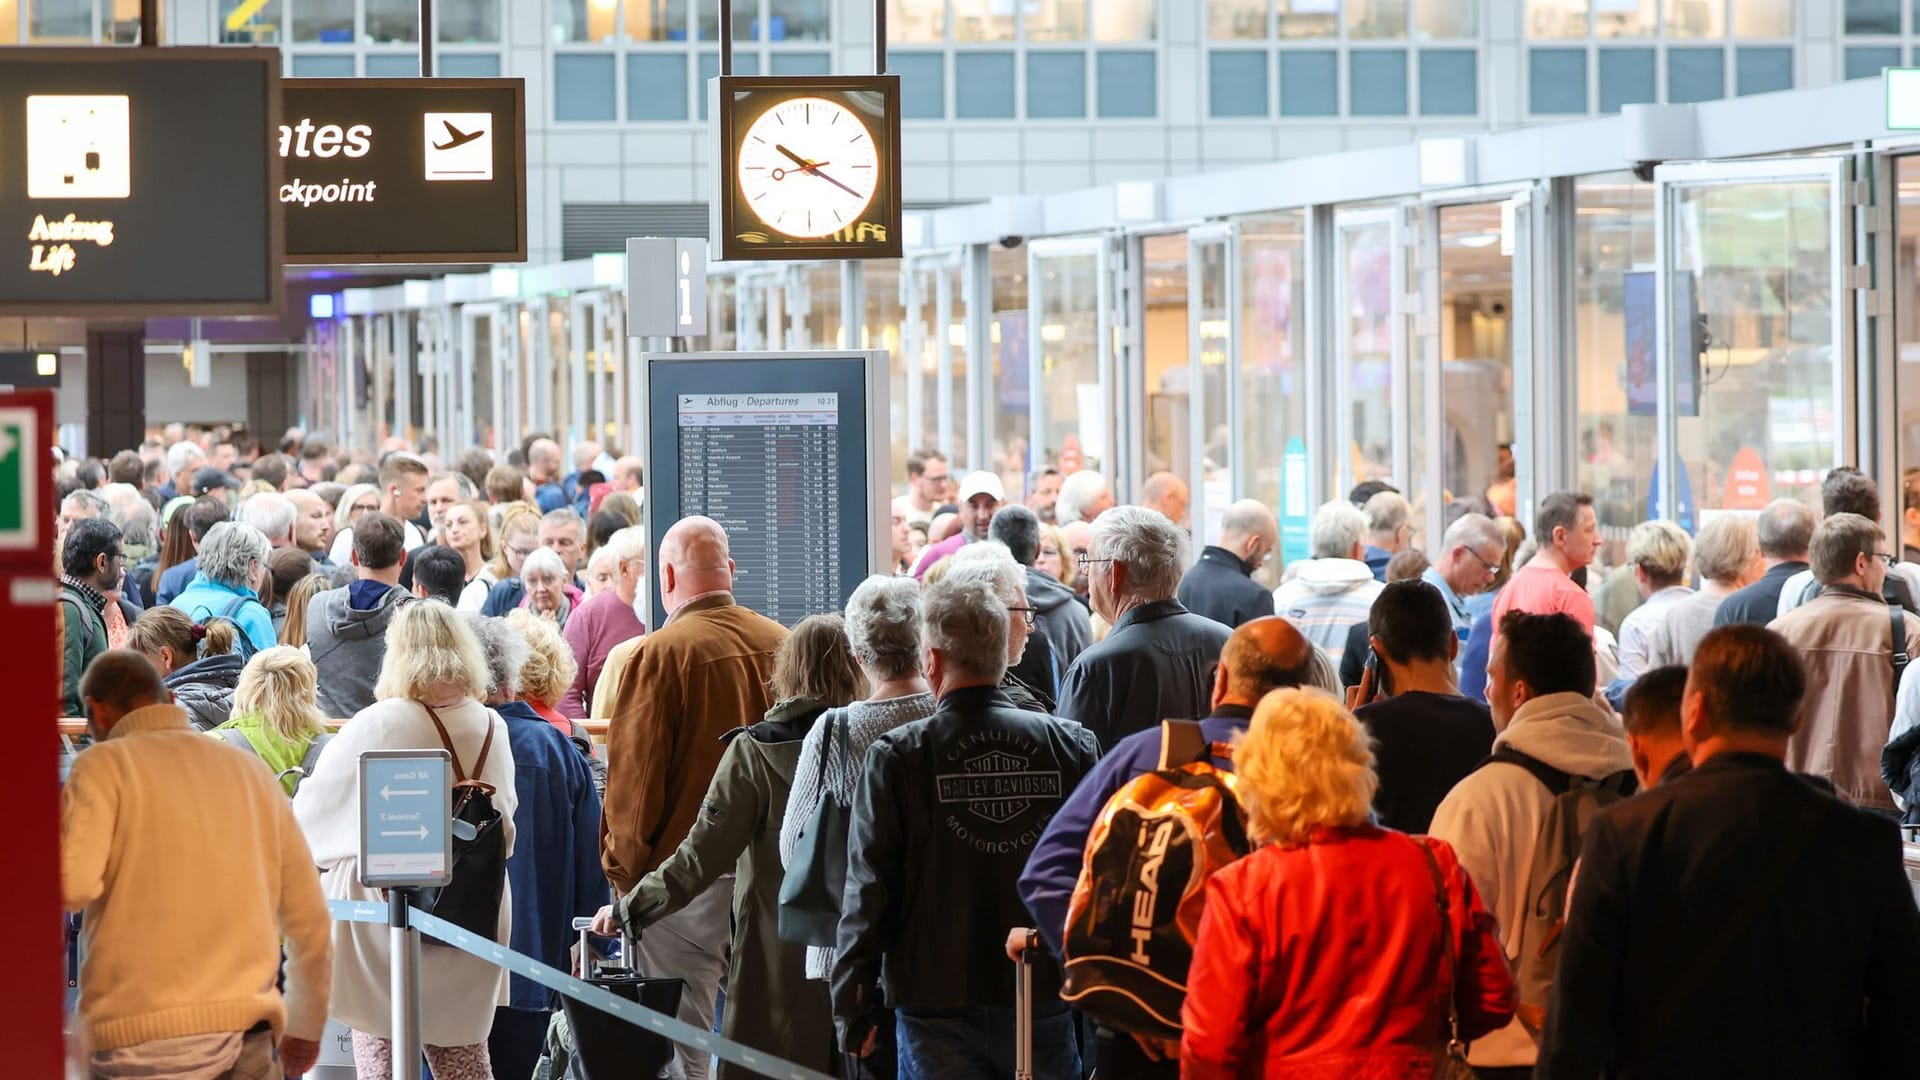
xmin=0 ymin=408 xmax=40 ymax=550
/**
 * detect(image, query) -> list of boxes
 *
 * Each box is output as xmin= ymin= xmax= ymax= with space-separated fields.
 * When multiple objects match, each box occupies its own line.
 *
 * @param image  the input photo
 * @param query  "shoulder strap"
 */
xmin=1157 ymin=719 xmax=1209 ymax=769
xmin=812 ymin=709 xmax=838 ymax=790
xmin=1411 ymin=836 xmax=1464 ymax=1054
xmin=421 ymin=702 xmax=493 ymax=783
xmin=1893 ymin=604 xmax=1911 ymax=689
xmin=300 ymin=733 xmax=333 ymax=776
xmin=1486 ymin=745 xmax=1573 ymax=796
xmin=218 ymin=728 xmax=256 ymax=755
xmin=219 ymin=594 xmax=249 ymax=621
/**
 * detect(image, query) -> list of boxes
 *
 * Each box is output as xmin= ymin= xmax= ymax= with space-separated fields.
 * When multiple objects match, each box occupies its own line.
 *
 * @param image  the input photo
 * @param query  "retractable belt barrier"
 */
xmin=326 ymin=899 xmax=836 ymax=1080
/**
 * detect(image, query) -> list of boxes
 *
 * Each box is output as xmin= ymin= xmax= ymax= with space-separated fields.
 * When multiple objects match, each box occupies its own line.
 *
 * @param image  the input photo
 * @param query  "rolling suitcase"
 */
xmin=555 ymin=916 xmax=686 ymax=1080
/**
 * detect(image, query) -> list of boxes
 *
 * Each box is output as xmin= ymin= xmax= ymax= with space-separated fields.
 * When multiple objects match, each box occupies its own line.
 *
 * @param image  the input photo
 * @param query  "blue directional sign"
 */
xmin=357 ymin=749 xmax=452 ymax=889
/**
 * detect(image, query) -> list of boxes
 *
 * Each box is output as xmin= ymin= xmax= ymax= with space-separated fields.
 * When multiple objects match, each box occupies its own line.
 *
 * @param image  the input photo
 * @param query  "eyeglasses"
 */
xmin=1471 ymin=549 xmax=1503 ymax=574
xmin=1006 ymin=605 xmax=1038 ymax=627
xmin=1075 ymin=554 xmax=1114 ymax=571
xmin=508 ymin=545 xmax=539 ymax=559
xmin=1873 ymin=551 xmax=1898 ymax=567
xmin=923 ymin=474 xmax=952 ymax=487
xmin=350 ymin=502 xmax=378 ymax=514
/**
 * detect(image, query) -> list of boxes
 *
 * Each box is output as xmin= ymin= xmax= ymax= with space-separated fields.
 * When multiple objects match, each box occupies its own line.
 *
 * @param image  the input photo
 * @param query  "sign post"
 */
xmin=358 ymin=750 xmax=452 ymax=1080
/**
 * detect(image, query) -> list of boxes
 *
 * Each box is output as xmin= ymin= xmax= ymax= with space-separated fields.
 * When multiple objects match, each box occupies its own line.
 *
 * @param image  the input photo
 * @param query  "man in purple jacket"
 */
xmin=1015 ymin=616 xmax=1317 ymax=1079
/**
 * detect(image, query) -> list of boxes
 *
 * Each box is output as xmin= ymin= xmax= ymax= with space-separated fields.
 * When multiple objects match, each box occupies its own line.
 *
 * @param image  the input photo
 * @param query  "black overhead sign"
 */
xmin=281 ymin=78 xmax=526 ymax=265
xmin=0 ymin=47 xmax=283 ymax=317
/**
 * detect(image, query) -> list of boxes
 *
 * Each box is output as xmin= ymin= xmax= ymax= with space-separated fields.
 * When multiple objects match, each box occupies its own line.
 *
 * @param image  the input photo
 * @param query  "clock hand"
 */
xmin=808 ymin=168 xmax=864 ymax=200
xmin=774 ymin=143 xmax=815 ymax=170
xmin=773 ymin=141 xmax=864 ymax=199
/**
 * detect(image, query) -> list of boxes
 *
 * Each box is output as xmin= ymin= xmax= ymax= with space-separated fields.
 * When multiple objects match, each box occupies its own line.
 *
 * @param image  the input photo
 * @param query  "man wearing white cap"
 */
xmin=911 ymin=471 xmax=1004 ymax=580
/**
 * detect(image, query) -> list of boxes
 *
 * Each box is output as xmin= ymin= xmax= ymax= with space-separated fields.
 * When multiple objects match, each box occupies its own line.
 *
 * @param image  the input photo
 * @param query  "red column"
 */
xmin=0 ymin=389 xmax=67 ymax=1076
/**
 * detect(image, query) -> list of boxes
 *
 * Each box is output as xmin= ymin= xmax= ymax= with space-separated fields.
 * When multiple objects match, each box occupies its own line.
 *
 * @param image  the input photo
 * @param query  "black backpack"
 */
xmin=415 ymin=702 xmax=508 ymax=945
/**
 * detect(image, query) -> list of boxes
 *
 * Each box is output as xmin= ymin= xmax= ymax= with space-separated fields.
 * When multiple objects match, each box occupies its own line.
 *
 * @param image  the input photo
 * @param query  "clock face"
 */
xmin=735 ymin=96 xmax=881 ymax=240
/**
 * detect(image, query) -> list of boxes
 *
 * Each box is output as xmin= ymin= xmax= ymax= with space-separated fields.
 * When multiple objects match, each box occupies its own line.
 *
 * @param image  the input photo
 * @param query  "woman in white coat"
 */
xmin=293 ymin=600 xmax=517 ymax=1079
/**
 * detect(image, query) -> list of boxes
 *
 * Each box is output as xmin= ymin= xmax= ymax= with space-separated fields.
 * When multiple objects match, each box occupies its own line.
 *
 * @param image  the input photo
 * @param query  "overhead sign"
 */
xmin=0 ymin=351 xmax=61 ymax=390
xmin=0 ymin=47 xmax=283 ymax=317
xmin=281 ymin=79 xmax=527 ymax=265
xmin=358 ymin=749 xmax=453 ymax=889
xmin=712 ymin=75 xmax=903 ymax=262
xmin=1889 ymin=68 xmax=1920 ymax=129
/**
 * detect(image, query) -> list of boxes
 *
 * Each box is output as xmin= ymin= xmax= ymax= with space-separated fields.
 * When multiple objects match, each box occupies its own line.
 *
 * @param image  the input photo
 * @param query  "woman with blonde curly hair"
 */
xmin=293 ymin=601 xmax=516 ymax=1078
xmin=1181 ymin=688 xmax=1515 ymax=1076
xmin=504 ymin=607 xmax=580 ymax=733
xmin=209 ymin=646 xmax=331 ymax=795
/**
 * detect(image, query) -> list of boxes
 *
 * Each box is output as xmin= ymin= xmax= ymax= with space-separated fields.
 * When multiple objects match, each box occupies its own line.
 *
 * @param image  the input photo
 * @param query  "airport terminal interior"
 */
xmin=16 ymin=0 xmax=1920 ymax=1077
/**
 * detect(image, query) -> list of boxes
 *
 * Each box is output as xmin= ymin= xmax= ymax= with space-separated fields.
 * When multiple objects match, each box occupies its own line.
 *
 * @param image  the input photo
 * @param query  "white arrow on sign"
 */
xmin=381 ymin=785 xmax=429 ymax=801
xmin=379 ymin=826 xmax=430 ymax=840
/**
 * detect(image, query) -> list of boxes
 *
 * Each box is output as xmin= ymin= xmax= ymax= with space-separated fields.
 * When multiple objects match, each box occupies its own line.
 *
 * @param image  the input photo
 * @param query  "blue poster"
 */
xmin=1280 ymin=436 xmax=1311 ymax=567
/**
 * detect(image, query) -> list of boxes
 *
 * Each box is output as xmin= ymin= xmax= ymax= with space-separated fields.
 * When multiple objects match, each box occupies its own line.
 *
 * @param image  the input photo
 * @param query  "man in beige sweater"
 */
xmin=63 ymin=651 xmax=332 ymax=1079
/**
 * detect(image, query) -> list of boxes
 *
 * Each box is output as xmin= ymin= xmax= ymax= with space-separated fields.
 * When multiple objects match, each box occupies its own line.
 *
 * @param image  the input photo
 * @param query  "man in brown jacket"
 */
xmin=1769 ymin=512 xmax=1919 ymax=813
xmin=597 ymin=515 xmax=788 ymax=1080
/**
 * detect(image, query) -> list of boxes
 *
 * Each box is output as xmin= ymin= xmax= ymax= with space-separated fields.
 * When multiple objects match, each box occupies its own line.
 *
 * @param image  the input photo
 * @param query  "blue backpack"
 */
xmin=197 ymin=594 xmax=265 ymax=662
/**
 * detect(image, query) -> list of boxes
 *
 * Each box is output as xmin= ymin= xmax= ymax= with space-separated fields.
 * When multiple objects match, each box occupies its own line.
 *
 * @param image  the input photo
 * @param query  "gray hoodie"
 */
xmin=1027 ymin=568 xmax=1093 ymax=670
xmin=307 ymin=584 xmax=413 ymax=719
xmin=1428 ymin=691 xmax=1633 ymax=1067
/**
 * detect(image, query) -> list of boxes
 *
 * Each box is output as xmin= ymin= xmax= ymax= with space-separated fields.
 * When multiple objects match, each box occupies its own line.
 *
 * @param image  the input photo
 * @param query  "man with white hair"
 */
xmin=1273 ymin=500 xmax=1386 ymax=667
xmin=1426 ymin=512 xmax=1510 ymax=644
xmin=833 ymin=574 xmax=1099 ymax=1079
xmin=237 ymin=491 xmax=297 ymax=549
xmin=598 ymin=516 xmax=787 ymax=1080
xmin=1362 ymin=490 xmax=1414 ymax=582
xmin=159 ymin=440 xmax=207 ymax=500
xmin=561 ymin=525 xmax=648 ymax=718
xmin=1057 ymin=505 xmax=1232 ymax=748
xmin=1055 ymin=469 xmax=1114 ymax=526
xmin=1178 ymin=498 xmax=1278 ymax=629
xmin=945 ymin=540 xmax=1059 ymax=711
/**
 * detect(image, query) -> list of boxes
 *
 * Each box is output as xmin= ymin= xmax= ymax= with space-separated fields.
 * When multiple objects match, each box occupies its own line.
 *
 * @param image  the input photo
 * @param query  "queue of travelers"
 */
xmin=55 ymin=426 xmax=1920 ymax=1080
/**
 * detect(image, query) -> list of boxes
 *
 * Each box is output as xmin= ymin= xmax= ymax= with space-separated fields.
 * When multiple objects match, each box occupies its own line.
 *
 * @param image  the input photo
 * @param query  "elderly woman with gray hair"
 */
xmin=781 ymin=575 xmax=936 ymax=984
xmin=463 ymin=613 xmax=605 ymax=1080
xmin=1056 ymin=504 xmax=1232 ymax=748
xmin=166 ymin=520 xmax=279 ymax=654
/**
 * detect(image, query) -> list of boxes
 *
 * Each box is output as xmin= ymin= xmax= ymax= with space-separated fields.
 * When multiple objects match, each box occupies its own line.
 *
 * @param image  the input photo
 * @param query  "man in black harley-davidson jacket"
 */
xmin=831 ymin=575 xmax=1101 ymax=1080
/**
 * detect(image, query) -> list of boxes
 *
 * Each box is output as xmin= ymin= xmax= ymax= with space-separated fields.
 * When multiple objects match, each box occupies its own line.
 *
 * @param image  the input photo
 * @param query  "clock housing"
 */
xmin=712 ymin=74 xmax=903 ymax=262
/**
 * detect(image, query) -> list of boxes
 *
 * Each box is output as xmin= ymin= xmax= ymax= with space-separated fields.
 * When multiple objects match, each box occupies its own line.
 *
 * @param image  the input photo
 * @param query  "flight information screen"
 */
xmin=676 ymin=392 xmax=842 ymax=624
xmin=645 ymin=353 xmax=879 ymax=629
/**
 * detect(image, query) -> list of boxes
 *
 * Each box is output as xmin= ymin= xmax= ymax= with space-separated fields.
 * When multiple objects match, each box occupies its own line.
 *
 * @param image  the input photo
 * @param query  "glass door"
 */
xmin=1028 ymin=236 xmax=1115 ymax=488
xmin=1333 ymin=208 xmax=1410 ymax=498
xmin=1189 ymin=225 xmax=1236 ymax=545
xmin=1140 ymin=233 xmax=1193 ymax=528
xmin=1653 ymin=159 xmax=1852 ymax=527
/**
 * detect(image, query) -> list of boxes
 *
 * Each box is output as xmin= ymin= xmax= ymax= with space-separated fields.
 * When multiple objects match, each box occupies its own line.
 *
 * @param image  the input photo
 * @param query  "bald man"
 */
xmin=1138 ymin=471 xmax=1190 ymax=528
xmin=1178 ymin=498 xmax=1280 ymax=628
xmin=595 ymin=516 xmax=788 ymax=1080
xmin=1016 ymin=616 xmax=1317 ymax=1078
xmin=527 ymin=437 xmax=567 ymax=512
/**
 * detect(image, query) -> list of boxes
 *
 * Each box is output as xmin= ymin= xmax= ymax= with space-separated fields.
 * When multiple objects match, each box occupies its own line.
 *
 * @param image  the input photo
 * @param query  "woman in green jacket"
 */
xmin=209 ymin=646 xmax=331 ymax=795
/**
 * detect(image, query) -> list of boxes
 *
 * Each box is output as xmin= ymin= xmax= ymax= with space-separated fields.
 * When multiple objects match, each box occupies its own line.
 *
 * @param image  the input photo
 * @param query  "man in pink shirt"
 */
xmin=1493 ymin=490 xmax=1599 ymax=643
xmin=562 ymin=525 xmax=648 ymax=717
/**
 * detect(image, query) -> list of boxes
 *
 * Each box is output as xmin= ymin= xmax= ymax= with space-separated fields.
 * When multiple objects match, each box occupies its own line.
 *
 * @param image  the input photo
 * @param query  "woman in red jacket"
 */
xmin=1181 ymin=688 xmax=1516 ymax=1078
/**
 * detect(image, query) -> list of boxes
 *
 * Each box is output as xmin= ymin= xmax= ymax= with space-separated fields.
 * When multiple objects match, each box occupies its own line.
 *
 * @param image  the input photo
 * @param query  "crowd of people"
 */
xmin=55 ymin=426 xmax=1920 ymax=1080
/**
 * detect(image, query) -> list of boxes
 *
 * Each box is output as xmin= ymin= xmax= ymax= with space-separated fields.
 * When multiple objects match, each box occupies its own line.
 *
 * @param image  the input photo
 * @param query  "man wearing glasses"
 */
xmin=1424 ymin=512 xmax=1511 ymax=647
xmin=1767 ymin=512 xmax=1920 ymax=814
xmin=61 ymin=517 xmax=125 ymax=717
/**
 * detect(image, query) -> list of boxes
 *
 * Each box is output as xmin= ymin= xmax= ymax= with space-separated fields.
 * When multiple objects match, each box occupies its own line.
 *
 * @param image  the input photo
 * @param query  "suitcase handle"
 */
xmin=1013 ymin=929 xmax=1037 ymax=1080
xmin=572 ymin=916 xmax=636 ymax=979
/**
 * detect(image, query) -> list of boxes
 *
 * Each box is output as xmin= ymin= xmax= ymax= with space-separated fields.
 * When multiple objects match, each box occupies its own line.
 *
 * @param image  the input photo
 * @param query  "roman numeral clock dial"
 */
xmin=735 ymin=97 xmax=880 ymax=239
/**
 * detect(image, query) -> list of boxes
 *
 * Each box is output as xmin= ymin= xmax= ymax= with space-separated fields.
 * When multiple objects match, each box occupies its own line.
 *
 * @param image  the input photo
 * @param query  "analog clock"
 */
xmin=735 ymin=96 xmax=880 ymax=240
xmin=713 ymin=75 xmax=903 ymax=261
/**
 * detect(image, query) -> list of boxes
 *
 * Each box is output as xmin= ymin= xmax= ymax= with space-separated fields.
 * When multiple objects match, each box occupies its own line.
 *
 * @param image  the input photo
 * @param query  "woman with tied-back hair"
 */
xmin=127 ymin=605 xmax=244 ymax=730
xmin=595 ymin=613 xmax=864 ymax=1080
xmin=293 ymin=601 xmax=517 ymax=1079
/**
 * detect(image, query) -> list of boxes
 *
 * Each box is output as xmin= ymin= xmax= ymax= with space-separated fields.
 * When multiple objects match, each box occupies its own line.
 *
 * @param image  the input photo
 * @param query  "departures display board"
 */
xmin=0 ymin=47 xmax=282 ymax=316
xmin=641 ymin=351 xmax=889 ymax=629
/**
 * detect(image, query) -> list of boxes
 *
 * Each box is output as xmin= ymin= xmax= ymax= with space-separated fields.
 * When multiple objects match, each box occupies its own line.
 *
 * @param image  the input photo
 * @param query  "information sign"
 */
xmin=280 ymin=79 xmax=526 ymax=264
xmin=640 ymin=351 xmax=889 ymax=629
xmin=357 ymin=750 xmax=452 ymax=889
xmin=0 ymin=47 xmax=283 ymax=317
